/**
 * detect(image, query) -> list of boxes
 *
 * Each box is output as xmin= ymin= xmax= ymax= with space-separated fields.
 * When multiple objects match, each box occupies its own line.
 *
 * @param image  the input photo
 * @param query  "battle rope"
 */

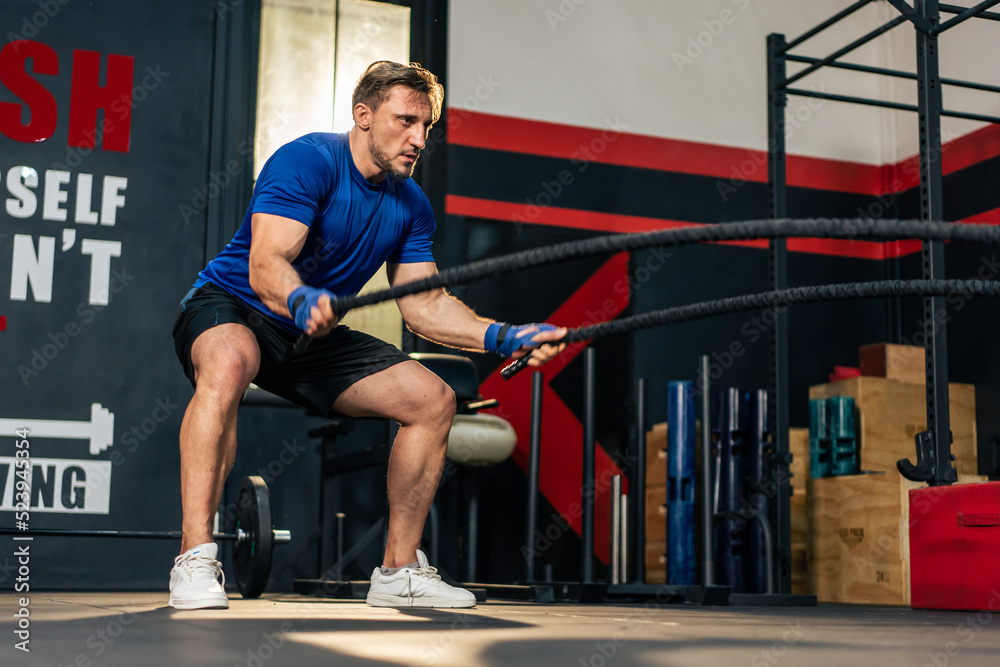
xmin=497 ymin=279 xmax=1000 ymax=377
xmin=329 ymin=218 xmax=1000 ymax=313
xmin=564 ymin=279 xmax=1000 ymax=342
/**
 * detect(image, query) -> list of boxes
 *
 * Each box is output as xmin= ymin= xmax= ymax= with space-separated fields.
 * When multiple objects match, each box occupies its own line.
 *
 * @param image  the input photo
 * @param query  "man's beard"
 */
xmin=369 ymin=135 xmax=418 ymax=180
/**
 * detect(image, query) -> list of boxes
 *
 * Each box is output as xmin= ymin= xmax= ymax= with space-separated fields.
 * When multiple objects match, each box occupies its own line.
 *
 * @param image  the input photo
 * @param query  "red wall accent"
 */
xmin=448 ymin=194 xmax=898 ymax=259
xmin=480 ymin=252 xmax=631 ymax=564
xmin=448 ymin=109 xmax=883 ymax=195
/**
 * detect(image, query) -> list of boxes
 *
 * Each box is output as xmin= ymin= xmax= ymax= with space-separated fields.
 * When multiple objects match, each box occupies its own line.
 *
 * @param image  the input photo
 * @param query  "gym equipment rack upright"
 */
xmin=766 ymin=0 xmax=1000 ymax=595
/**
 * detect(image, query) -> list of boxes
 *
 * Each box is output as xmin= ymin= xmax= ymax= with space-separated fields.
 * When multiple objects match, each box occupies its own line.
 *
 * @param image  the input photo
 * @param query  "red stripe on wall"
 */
xmin=874 ymin=209 xmax=1000 ymax=258
xmin=885 ymin=124 xmax=1000 ymax=192
xmin=788 ymin=154 xmax=883 ymax=194
xmin=786 ymin=237 xmax=889 ymax=260
xmin=448 ymin=194 xmax=697 ymax=233
xmin=448 ymin=110 xmax=882 ymax=195
xmin=961 ymin=206 xmax=1000 ymax=225
xmin=447 ymin=194 xmax=902 ymax=258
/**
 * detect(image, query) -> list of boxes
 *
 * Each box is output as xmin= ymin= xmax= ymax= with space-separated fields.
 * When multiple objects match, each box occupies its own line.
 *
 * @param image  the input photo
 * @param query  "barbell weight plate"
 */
xmin=232 ymin=475 xmax=273 ymax=599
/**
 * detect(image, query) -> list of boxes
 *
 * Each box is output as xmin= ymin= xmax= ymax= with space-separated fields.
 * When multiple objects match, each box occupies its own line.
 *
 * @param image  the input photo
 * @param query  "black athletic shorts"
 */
xmin=172 ymin=282 xmax=410 ymax=415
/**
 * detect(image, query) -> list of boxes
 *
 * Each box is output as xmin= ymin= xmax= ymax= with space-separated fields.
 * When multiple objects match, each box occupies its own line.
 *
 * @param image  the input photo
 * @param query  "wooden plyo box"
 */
xmin=645 ymin=485 xmax=667 ymax=583
xmin=788 ymin=427 xmax=810 ymax=493
xmin=645 ymin=485 xmax=667 ymax=543
xmin=859 ymin=343 xmax=925 ymax=384
xmin=646 ymin=423 xmax=667 ymax=487
xmin=788 ymin=427 xmax=811 ymax=595
xmin=807 ymin=471 xmax=986 ymax=605
xmin=645 ymin=539 xmax=667 ymax=585
xmin=645 ymin=423 xmax=667 ymax=583
xmin=808 ymin=472 xmax=910 ymax=605
xmin=808 ymin=376 xmax=977 ymax=475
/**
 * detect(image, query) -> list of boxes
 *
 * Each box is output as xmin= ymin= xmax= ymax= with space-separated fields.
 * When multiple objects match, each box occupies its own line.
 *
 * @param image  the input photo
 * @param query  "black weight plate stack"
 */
xmin=233 ymin=475 xmax=273 ymax=598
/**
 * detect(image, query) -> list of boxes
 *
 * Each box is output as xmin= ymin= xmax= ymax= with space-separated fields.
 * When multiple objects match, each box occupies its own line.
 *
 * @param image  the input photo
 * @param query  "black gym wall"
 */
xmin=0 ymin=0 xmax=222 ymax=588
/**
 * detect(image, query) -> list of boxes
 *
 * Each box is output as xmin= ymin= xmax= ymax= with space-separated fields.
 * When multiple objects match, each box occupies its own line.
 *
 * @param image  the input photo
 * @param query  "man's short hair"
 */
xmin=352 ymin=61 xmax=443 ymax=124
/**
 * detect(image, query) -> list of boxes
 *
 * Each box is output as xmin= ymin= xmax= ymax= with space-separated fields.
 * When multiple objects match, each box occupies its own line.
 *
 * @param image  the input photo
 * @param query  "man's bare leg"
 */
xmin=179 ymin=323 xmax=261 ymax=553
xmin=333 ymin=360 xmax=455 ymax=568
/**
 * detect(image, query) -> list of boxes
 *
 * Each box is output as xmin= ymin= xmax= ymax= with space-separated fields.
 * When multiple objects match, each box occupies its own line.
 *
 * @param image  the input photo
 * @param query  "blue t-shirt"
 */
xmin=196 ymin=132 xmax=436 ymax=331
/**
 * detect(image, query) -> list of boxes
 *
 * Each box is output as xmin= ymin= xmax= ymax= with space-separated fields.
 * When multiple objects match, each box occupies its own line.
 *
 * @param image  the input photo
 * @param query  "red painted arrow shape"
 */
xmin=481 ymin=252 xmax=631 ymax=564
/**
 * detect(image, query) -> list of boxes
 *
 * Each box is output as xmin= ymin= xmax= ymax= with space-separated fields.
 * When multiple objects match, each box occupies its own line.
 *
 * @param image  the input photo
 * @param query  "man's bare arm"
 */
xmin=249 ymin=212 xmax=337 ymax=334
xmin=389 ymin=262 xmax=566 ymax=365
xmin=389 ymin=262 xmax=488 ymax=349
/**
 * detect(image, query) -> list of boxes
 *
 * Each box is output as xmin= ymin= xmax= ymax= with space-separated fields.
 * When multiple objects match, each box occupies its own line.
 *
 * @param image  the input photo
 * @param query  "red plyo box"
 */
xmin=909 ymin=481 xmax=1000 ymax=610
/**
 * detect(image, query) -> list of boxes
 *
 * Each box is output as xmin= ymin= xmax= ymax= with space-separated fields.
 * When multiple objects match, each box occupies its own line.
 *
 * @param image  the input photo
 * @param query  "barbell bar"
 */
xmin=0 ymin=476 xmax=288 ymax=598
xmin=0 ymin=527 xmax=291 ymax=544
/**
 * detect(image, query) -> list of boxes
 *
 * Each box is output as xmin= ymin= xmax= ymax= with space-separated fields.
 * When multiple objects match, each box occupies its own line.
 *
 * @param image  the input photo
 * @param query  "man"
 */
xmin=168 ymin=61 xmax=565 ymax=610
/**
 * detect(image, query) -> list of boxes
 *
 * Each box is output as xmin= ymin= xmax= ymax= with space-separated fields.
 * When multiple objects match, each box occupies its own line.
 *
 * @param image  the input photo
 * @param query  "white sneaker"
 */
xmin=367 ymin=550 xmax=476 ymax=608
xmin=168 ymin=543 xmax=229 ymax=610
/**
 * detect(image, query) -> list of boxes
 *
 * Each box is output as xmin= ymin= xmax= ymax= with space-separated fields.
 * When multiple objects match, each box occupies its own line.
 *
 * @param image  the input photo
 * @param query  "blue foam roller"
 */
xmin=667 ymin=381 xmax=696 ymax=586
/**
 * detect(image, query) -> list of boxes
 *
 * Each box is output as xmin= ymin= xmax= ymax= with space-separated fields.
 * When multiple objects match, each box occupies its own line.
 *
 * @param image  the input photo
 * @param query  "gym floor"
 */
xmin=5 ymin=592 xmax=999 ymax=666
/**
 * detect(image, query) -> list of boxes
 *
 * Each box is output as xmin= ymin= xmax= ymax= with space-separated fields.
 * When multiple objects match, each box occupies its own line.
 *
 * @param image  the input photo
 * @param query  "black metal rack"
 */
xmin=767 ymin=0 xmax=1000 ymax=594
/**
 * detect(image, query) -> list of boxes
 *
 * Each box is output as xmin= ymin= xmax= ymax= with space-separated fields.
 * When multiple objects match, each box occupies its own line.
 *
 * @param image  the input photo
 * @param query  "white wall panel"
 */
xmin=449 ymin=1 xmax=1000 ymax=165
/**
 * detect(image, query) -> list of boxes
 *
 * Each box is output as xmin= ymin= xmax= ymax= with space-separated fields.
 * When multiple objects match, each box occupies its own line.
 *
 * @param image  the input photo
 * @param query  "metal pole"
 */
xmin=699 ymin=355 xmax=715 ymax=586
xmin=783 ymin=15 xmax=907 ymax=87
xmin=787 ymin=88 xmax=1000 ymax=124
xmin=940 ymin=2 xmax=1000 ymax=21
xmin=751 ymin=510 xmax=776 ymax=595
xmin=610 ymin=474 xmax=623 ymax=585
xmin=428 ymin=502 xmax=439 ymax=566
xmin=936 ymin=0 xmax=1000 ymax=33
xmin=783 ymin=0 xmax=876 ymax=51
xmin=526 ymin=371 xmax=544 ymax=582
xmin=631 ymin=377 xmax=647 ymax=583
xmin=334 ymin=512 xmax=345 ymax=581
xmin=787 ymin=53 xmax=1000 ymax=95
xmin=620 ymin=498 xmax=629 ymax=584
xmin=468 ymin=474 xmax=478 ymax=581
xmin=582 ymin=347 xmax=597 ymax=583
xmin=916 ymin=0 xmax=957 ymax=486
xmin=767 ymin=32 xmax=792 ymax=595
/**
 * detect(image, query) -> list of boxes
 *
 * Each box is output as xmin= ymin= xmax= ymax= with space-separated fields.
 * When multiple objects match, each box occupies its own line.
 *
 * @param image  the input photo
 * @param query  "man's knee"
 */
xmin=194 ymin=350 xmax=257 ymax=399
xmin=423 ymin=377 xmax=457 ymax=428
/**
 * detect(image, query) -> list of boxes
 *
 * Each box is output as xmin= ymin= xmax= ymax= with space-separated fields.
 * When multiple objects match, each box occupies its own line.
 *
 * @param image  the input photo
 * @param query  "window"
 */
xmin=255 ymin=0 xmax=412 ymax=346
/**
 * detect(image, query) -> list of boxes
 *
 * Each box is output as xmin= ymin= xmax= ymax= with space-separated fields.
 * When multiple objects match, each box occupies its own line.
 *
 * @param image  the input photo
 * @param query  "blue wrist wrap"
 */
xmin=484 ymin=322 xmax=558 ymax=358
xmin=287 ymin=286 xmax=334 ymax=332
